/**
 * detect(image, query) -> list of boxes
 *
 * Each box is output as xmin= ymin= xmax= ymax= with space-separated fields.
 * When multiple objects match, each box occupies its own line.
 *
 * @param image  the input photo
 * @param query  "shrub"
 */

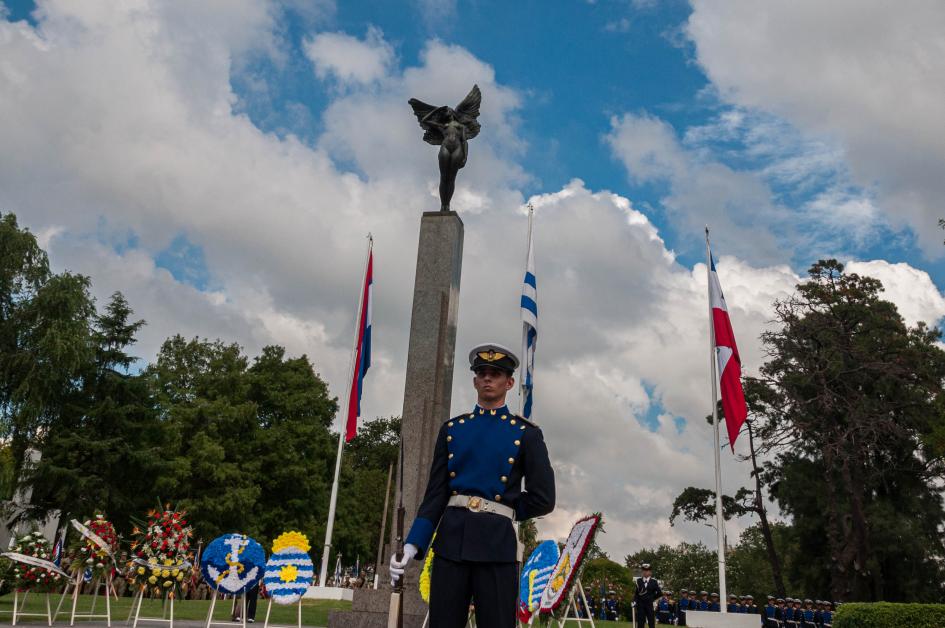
xmin=834 ymin=602 xmax=945 ymax=628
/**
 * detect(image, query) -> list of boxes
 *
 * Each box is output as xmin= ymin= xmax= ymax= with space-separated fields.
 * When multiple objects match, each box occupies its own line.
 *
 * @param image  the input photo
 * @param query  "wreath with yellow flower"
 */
xmin=126 ymin=506 xmax=193 ymax=597
xmin=67 ymin=513 xmax=119 ymax=580
xmin=263 ymin=531 xmax=314 ymax=605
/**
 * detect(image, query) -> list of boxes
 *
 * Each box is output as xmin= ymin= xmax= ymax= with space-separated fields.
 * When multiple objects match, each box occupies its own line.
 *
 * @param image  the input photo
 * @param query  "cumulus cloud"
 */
xmin=687 ymin=0 xmax=945 ymax=253
xmin=846 ymin=260 xmax=945 ymax=328
xmin=303 ymin=25 xmax=395 ymax=85
xmin=2 ymin=0 xmax=944 ymax=558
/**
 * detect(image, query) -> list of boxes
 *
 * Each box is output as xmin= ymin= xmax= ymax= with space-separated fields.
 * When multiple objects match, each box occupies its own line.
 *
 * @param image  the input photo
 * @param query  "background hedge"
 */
xmin=834 ymin=602 xmax=945 ymax=627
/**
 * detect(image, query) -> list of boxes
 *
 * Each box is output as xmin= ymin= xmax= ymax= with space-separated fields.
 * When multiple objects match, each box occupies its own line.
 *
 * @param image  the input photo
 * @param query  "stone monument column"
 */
xmin=328 ymin=210 xmax=464 ymax=628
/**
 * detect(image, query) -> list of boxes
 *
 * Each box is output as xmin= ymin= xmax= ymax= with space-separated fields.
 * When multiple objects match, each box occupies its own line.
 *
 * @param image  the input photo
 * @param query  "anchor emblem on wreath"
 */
xmin=206 ymin=536 xmax=259 ymax=591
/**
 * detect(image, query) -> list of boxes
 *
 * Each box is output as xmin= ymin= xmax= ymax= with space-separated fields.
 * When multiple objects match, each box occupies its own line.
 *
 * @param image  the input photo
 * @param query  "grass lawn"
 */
xmin=0 ymin=593 xmax=351 ymax=626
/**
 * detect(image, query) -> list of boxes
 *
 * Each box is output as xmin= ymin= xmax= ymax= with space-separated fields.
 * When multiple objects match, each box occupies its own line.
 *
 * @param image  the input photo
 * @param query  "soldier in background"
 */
xmin=605 ymin=591 xmax=620 ymax=621
xmin=708 ymin=592 xmax=721 ymax=612
xmin=656 ymin=590 xmax=673 ymax=625
xmin=697 ymin=591 xmax=709 ymax=611
xmin=676 ymin=589 xmax=689 ymax=626
xmin=633 ymin=563 xmax=661 ymax=628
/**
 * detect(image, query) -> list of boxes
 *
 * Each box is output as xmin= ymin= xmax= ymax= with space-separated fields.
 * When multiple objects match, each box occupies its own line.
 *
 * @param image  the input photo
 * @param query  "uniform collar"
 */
xmin=474 ymin=404 xmax=510 ymax=417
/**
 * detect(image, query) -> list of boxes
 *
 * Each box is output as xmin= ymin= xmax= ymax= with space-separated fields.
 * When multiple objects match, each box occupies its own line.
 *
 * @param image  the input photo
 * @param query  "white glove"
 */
xmin=389 ymin=544 xmax=418 ymax=585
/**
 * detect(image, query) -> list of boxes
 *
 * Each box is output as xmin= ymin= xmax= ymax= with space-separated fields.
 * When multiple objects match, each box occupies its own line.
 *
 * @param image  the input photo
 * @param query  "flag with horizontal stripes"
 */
xmin=520 ymin=206 xmax=537 ymax=419
xmin=345 ymin=244 xmax=373 ymax=442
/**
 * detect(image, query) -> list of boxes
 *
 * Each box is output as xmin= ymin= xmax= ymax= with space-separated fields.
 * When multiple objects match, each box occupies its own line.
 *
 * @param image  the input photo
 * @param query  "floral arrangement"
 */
xmin=126 ymin=507 xmax=193 ymax=597
xmin=418 ymin=534 xmax=435 ymax=604
xmin=200 ymin=533 xmax=265 ymax=595
xmin=263 ymin=531 xmax=313 ymax=605
xmin=539 ymin=513 xmax=603 ymax=617
xmin=9 ymin=530 xmax=65 ymax=592
xmin=67 ymin=514 xmax=119 ymax=579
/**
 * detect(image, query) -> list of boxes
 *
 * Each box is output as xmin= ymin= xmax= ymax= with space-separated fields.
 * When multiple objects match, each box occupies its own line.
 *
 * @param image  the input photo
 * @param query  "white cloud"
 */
xmin=687 ymin=0 xmax=945 ymax=253
xmin=303 ymin=26 xmax=394 ymax=85
xmin=606 ymin=112 xmax=789 ymax=263
xmin=3 ymin=0 xmax=944 ymax=560
xmin=846 ymin=260 xmax=945 ymax=328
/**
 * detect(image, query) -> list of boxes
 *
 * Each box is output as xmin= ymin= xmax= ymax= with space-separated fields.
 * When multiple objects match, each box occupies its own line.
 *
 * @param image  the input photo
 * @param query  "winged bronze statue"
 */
xmin=408 ymin=85 xmax=482 ymax=212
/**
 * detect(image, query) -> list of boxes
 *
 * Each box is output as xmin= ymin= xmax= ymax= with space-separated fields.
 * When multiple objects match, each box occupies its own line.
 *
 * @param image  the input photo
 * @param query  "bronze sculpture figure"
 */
xmin=408 ymin=85 xmax=482 ymax=212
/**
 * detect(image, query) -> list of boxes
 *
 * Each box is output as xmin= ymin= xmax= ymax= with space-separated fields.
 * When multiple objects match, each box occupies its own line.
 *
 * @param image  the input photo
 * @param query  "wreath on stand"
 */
xmin=126 ymin=507 xmax=193 ymax=597
xmin=7 ymin=530 xmax=66 ymax=592
xmin=67 ymin=513 xmax=119 ymax=580
xmin=539 ymin=513 xmax=604 ymax=622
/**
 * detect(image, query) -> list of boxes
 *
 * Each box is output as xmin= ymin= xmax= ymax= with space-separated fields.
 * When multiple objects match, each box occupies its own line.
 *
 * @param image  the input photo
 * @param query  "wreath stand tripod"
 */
xmin=54 ymin=570 xmax=114 ymax=626
xmin=530 ymin=578 xmax=595 ymax=628
xmin=262 ymin=596 xmax=303 ymax=628
xmin=130 ymin=585 xmax=176 ymax=628
xmin=205 ymin=589 xmax=246 ymax=628
xmin=10 ymin=589 xmax=53 ymax=627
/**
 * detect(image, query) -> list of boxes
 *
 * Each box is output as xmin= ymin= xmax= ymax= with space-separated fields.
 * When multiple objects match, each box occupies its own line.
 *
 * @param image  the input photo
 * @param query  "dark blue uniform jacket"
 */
xmin=404 ymin=404 xmax=555 ymax=563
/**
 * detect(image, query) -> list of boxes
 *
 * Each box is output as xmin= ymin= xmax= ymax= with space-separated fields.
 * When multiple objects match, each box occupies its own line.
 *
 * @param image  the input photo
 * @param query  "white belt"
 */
xmin=448 ymin=494 xmax=516 ymax=521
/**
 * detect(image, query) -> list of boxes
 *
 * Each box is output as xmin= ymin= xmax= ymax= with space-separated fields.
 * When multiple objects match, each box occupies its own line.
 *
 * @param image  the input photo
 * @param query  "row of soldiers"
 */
xmin=651 ymin=590 xmax=836 ymax=626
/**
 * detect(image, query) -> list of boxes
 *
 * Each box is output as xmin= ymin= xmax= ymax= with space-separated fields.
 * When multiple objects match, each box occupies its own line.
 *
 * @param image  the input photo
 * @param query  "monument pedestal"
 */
xmin=329 ymin=211 xmax=464 ymax=628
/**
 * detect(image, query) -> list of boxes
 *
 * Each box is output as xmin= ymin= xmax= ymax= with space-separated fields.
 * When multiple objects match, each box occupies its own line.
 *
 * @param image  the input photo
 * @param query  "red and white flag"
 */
xmin=708 ymin=252 xmax=747 ymax=450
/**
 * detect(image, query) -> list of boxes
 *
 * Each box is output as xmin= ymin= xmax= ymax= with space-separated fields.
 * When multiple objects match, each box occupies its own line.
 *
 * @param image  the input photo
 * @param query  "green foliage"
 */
xmin=147 ymin=336 xmax=338 ymax=547
xmin=1 ymin=210 xmax=401 ymax=577
xmin=24 ymin=293 xmax=162 ymax=532
xmin=0 ymin=213 xmax=95 ymax=490
xmin=727 ymin=523 xmax=802 ymax=599
xmin=747 ymin=260 xmax=945 ymax=601
xmin=333 ymin=417 xmax=400 ymax=571
xmin=582 ymin=557 xmax=633 ymax=615
xmin=834 ymin=602 xmax=945 ymax=628
xmin=669 ymin=486 xmax=753 ymax=527
xmin=625 ymin=542 xmax=718 ymax=594
xmin=519 ymin=519 xmax=539 ymax=559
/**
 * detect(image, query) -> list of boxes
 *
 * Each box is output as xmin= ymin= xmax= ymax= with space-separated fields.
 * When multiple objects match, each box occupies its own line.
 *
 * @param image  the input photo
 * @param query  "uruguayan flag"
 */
xmin=520 ymin=206 xmax=537 ymax=419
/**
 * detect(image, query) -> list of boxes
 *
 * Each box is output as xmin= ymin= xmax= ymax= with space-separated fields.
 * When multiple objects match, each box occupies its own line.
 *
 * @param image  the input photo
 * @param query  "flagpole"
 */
xmin=520 ymin=203 xmax=535 ymax=415
xmin=705 ymin=226 xmax=728 ymax=611
xmin=319 ymin=234 xmax=373 ymax=588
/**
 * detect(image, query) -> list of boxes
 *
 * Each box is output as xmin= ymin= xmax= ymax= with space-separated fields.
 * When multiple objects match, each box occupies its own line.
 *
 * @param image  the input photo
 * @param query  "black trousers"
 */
xmin=636 ymin=602 xmax=656 ymax=628
xmin=429 ymin=555 xmax=517 ymax=628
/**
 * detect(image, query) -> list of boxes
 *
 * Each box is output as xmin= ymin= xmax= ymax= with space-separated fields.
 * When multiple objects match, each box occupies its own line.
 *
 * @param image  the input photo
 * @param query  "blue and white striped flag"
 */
xmin=520 ymin=205 xmax=537 ymax=419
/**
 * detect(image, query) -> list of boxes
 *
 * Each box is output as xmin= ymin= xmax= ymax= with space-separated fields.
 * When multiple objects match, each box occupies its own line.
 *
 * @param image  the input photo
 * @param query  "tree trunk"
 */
xmin=841 ymin=454 xmax=873 ymax=601
xmin=746 ymin=420 xmax=786 ymax=596
xmin=822 ymin=448 xmax=850 ymax=602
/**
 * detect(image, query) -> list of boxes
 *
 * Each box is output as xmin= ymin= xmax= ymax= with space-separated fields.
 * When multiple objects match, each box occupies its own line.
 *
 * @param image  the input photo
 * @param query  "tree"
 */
xmin=748 ymin=260 xmax=945 ymax=601
xmin=625 ymin=542 xmax=718 ymax=594
xmin=333 ymin=417 xmax=400 ymax=572
xmin=519 ymin=519 xmax=539 ymax=560
xmin=727 ymin=523 xmax=801 ymax=600
xmin=23 ymin=293 xmax=163 ymax=531
xmin=147 ymin=338 xmax=338 ymax=547
xmin=0 ymin=213 xmax=95 ymax=489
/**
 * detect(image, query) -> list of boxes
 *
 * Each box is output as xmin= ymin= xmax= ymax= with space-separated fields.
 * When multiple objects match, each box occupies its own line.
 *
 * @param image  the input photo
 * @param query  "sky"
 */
xmin=2 ymin=0 xmax=945 ymax=560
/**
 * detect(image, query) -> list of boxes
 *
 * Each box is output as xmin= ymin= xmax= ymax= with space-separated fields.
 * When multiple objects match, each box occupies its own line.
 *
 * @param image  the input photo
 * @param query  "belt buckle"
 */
xmin=467 ymin=496 xmax=482 ymax=512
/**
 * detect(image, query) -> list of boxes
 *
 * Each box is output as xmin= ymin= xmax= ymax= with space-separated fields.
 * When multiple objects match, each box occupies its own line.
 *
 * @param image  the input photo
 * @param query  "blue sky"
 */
xmin=6 ymin=0 xmax=938 ymax=284
xmin=3 ymin=0 xmax=944 ymax=552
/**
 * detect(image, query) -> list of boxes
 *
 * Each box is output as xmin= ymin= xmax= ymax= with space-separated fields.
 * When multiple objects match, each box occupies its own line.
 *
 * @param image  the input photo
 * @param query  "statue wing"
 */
xmin=408 ymin=98 xmax=446 ymax=145
xmin=454 ymin=84 xmax=481 ymax=140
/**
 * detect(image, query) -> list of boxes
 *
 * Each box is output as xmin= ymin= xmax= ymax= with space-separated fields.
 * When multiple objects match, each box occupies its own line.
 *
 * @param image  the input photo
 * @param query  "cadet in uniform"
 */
xmin=676 ymin=589 xmax=689 ymax=626
xmin=656 ymin=590 xmax=673 ymax=624
xmin=633 ymin=563 xmax=661 ymax=628
xmin=389 ymin=344 xmax=556 ymax=628
xmin=697 ymin=591 xmax=709 ymax=611
xmin=727 ymin=594 xmax=738 ymax=613
xmin=708 ymin=593 xmax=721 ymax=612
